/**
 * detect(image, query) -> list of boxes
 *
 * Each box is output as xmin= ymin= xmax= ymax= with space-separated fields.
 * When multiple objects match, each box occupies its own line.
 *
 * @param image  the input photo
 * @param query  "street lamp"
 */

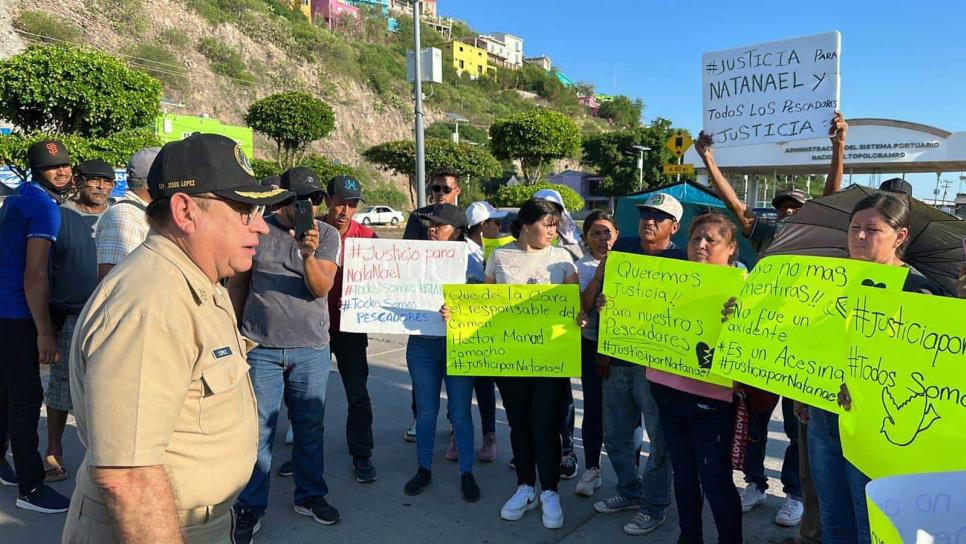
xmin=445 ymin=112 xmax=469 ymax=143
xmin=631 ymin=145 xmax=651 ymax=192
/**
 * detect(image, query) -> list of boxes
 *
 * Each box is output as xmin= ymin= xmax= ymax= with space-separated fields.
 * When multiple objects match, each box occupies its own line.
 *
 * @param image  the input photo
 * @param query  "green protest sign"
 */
xmin=711 ymin=256 xmax=908 ymax=412
xmin=840 ymin=289 xmax=966 ymax=479
xmin=597 ymin=252 xmax=744 ymax=386
xmin=443 ymin=284 xmax=581 ymax=378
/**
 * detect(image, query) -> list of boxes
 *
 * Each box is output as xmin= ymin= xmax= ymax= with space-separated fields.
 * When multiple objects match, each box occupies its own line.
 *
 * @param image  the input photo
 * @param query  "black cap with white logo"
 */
xmin=280 ymin=167 xmax=325 ymax=198
xmin=148 ymin=133 xmax=294 ymax=206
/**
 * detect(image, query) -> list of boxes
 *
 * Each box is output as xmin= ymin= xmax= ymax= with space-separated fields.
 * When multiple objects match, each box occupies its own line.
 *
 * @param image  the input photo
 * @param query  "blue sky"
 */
xmin=442 ymin=0 xmax=966 ymax=199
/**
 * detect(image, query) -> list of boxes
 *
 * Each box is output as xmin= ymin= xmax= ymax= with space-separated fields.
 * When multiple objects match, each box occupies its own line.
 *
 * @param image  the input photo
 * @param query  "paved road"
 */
xmin=1 ymin=332 xmax=798 ymax=543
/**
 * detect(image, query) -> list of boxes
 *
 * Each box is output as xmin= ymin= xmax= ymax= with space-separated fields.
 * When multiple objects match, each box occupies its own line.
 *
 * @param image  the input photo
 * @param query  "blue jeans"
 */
xmin=601 ymin=365 xmax=672 ymax=517
xmin=235 ymin=346 xmax=331 ymax=517
xmin=407 ymin=336 xmax=475 ymax=474
xmin=744 ymin=397 xmax=802 ymax=500
xmin=807 ymin=408 xmax=871 ymax=544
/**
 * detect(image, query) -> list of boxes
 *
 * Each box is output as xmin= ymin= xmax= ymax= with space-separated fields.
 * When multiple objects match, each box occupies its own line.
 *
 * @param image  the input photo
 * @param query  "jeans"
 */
xmin=330 ymin=330 xmax=373 ymax=458
xmin=653 ymin=383 xmax=742 ymax=544
xmin=799 ymin=420 xmax=822 ymax=544
xmin=235 ymin=346 xmax=331 ymax=517
xmin=601 ymin=364 xmax=672 ymax=517
xmin=0 ymin=318 xmax=44 ymax=494
xmin=496 ymin=376 xmax=569 ymax=492
xmin=807 ymin=408 xmax=871 ymax=544
xmin=744 ymin=397 xmax=802 ymax=500
xmin=563 ymin=337 xmax=604 ymax=469
xmin=406 ymin=336 xmax=475 ymax=474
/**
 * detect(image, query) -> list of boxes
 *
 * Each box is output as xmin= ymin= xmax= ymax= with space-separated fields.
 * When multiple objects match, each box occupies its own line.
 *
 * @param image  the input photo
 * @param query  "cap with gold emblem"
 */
xmin=148 ymin=133 xmax=294 ymax=206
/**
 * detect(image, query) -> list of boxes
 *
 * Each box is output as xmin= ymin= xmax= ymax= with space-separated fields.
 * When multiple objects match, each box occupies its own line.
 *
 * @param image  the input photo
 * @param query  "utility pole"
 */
xmin=413 ymin=0 xmax=426 ymax=208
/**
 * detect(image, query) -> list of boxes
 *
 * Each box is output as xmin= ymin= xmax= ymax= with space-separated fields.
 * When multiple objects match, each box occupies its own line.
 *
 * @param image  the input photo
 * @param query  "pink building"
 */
xmin=311 ymin=0 xmax=360 ymax=30
xmin=578 ymin=94 xmax=600 ymax=116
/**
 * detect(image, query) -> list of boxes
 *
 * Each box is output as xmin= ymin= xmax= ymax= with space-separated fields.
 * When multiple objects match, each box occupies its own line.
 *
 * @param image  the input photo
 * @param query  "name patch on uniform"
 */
xmin=212 ymin=346 xmax=233 ymax=359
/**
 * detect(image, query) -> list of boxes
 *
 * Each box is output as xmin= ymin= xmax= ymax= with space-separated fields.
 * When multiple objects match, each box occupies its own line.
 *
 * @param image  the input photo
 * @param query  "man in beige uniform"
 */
xmin=63 ymin=133 xmax=294 ymax=544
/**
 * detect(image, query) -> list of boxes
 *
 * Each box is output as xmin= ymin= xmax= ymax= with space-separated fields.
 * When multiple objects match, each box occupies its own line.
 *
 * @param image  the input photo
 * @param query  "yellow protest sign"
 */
xmin=865 ymin=471 xmax=966 ymax=543
xmin=443 ymin=284 xmax=581 ymax=377
xmin=711 ymin=256 xmax=909 ymax=412
xmin=597 ymin=252 xmax=745 ymax=386
xmin=839 ymin=290 xmax=966 ymax=479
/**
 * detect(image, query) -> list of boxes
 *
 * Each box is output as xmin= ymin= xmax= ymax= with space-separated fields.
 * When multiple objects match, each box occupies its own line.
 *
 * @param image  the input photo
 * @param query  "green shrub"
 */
xmin=197 ymin=37 xmax=257 ymax=86
xmin=129 ymin=44 xmax=188 ymax=92
xmin=13 ymin=11 xmax=83 ymax=44
xmin=491 ymin=182 xmax=585 ymax=211
xmin=0 ymin=129 xmax=162 ymax=170
xmin=94 ymin=0 xmax=146 ymax=34
xmin=157 ymin=28 xmax=191 ymax=49
xmin=186 ymin=0 xmax=231 ymax=25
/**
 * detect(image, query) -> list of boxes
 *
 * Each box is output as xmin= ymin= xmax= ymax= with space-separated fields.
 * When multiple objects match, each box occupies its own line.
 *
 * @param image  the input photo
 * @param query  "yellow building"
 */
xmin=443 ymin=41 xmax=490 ymax=79
xmin=288 ymin=0 xmax=312 ymax=20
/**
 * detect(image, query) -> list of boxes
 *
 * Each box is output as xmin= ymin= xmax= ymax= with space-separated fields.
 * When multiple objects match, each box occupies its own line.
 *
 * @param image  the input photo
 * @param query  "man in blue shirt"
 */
xmin=0 ymin=140 xmax=74 ymax=513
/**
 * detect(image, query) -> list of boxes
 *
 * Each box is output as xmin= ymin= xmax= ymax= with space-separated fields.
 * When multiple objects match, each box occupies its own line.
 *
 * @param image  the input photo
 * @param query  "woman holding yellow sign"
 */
xmin=484 ymin=197 xmax=581 ymax=530
xmin=649 ymin=211 xmax=743 ymax=544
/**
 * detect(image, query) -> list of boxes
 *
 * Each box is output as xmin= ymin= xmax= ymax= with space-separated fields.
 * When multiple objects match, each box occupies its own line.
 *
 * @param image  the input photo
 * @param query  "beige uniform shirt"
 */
xmin=68 ymin=233 xmax=257 ymax=516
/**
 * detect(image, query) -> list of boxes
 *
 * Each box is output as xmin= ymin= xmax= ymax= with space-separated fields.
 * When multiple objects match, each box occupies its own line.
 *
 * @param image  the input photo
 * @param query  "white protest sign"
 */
xmin=702 ymin=31 xmax=841 ymax=147
xmin=340 ymin=238 xmax=467 ymax=335
xmin=866 ymin=472 xmax=966 ymax=544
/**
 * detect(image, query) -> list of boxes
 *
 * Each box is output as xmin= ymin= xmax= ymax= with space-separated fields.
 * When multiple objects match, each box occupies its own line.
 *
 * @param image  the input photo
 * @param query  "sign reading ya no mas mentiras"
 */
xmin=341 ymin=238 xmax=467 ymax=336
xmin=597 ymin=252 xmax=744 ymax=387
xmin=711 ymin=256 xmax=908 ymax=413
xmin=702 ymin=31 xmax=840 ymax=146
xmin=443 ymin=284 xmax=581 ymax=378
xmin=839 ymin=290 xmax=966 ymax=480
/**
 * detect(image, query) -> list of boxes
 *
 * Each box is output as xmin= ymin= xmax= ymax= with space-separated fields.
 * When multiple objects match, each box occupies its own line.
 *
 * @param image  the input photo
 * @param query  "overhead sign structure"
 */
xmin=665 ymin=130 xmax=693 ymax=158
xmin=701 ymin=31 xmax=841 ymax=147
xmin=663 ymin=164 xmax=695 ymax=175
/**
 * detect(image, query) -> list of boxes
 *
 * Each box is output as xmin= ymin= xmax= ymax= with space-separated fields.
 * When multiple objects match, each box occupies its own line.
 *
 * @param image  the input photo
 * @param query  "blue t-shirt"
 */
xmin=0 ymin=183 xmax=61 ymax=318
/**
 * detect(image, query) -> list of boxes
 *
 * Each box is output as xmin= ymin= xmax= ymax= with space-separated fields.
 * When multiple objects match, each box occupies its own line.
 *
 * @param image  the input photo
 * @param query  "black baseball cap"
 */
xmin=879 ymin=177 xmax=913 ymax=195
xmin=148 ymin=133 xmax=294 ymax=206
xmin=419 ymin=203 xmax=468 ymax=229
xmin=261 ymin=175 xmax=281 ymax=188
xmin=280 ymin=167 xmax=325 ymax=198
xmin=27 ymin=139 xmax=71 ymax=170
xmin=326 ymin=174 xmax=364 ymax=201
xmin=76 ymin=159 xmax=115 ymax=180
xmin=772 ymin=189 xmax=810 ymax=209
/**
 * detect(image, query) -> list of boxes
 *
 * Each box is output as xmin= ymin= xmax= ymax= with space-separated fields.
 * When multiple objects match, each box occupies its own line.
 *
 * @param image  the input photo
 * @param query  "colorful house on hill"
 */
xmin=286 ymin=0 xmax=313 ymax=20
xmin=555 ymin=71 xmax=573 ymax=87
xmin=524 ymin=55 xmax=552 ymax=71
xmin=577 ymin=94 xmax=599 ymax=115
xmin=443 ymin=40 xmax=490 ymax=79
xmin=344 ymin=0 xmax=398 ymax=31
xmin=311 ymin=0 xmax=360 ymax=30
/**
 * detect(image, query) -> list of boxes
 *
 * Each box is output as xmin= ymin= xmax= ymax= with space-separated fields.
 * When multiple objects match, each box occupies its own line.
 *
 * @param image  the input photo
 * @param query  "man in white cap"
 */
xmin=464 ymin=201 xmax=508 ymax=283
xmin=95 ymin=147 xmax=160 ymax=279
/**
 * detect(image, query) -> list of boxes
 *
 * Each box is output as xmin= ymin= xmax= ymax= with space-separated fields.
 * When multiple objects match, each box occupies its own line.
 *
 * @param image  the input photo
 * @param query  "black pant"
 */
xmin=652 ymin=382 xmax=742 ymax=544
xmin=330 ymin=330 xmax=373 ymax=458
xmin=0 ymin=318 xmax=45 ymax=494
xmin=473 ymin=378 xmax=496 ymax=434
xmin=496 ymin=376 xmax=569 ymax=491
xmin=561 ymin=337 xmax=604 ymax=467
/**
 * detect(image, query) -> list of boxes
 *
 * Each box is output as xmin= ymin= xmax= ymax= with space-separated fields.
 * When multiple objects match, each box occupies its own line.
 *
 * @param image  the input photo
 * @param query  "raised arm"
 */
xmin=825 ymin=112 xmax=848 ymax=196
xmin=695 ymin=132 xmax=756 ymax=236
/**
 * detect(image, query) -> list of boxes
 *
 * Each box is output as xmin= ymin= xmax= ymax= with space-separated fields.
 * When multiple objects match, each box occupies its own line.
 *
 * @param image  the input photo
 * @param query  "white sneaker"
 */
xmin=574 ymin=468 xmax=601 ymax=497
xmin=285 ymin=426 xmax=294 ymax=445
xmin=739 ymin=483 xmax=767 ymax=512
xmin=540 ymin=490 xmax=564 ymax=529
xmin=500 ymin=484 xmax=538 ymax=521
xmin=775 ymin=496 xmax=804 ymax=527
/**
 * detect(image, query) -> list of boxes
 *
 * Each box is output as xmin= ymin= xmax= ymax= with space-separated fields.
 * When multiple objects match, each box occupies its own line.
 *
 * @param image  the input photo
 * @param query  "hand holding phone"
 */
xmin=293 ymin=200 xmax=314 ymax=241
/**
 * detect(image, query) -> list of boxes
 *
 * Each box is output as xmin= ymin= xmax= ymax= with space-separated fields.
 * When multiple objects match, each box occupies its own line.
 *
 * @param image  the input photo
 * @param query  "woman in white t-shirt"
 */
xmin=485 ymin=198 xmax=580 ymax=530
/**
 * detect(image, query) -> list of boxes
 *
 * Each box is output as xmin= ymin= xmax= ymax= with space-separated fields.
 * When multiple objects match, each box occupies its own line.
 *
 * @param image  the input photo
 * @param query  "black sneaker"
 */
xmin=460 ymin=472 xmax=480 ymax=503
xmin=353 ymin=456 xmax=377 ymax=483
xmin=294 ymin=496 xmax=341 ymax=525
xmin=403 ymin=467 xmax=432 ymax=496
xmin=232 ymin=509 xmax=261 ymax=544
xmin=278 ymin=460 xmax=293 ymax=477
xmin=15 ymin=483 xmax=70 ymax=513
xmin=0 ymin=459 xmax=17 ymax=486
xmin=560 ymin=452 xmax=578 ymax=480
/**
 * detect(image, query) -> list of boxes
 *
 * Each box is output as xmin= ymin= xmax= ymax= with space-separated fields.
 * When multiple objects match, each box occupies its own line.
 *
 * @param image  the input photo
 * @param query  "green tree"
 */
xmin=0 ymin=129 xmax=162 ymax=178
xmin=363 ymin=138 xmax=502 ymax=205
xmin=245 ymin=91 xmax=336 ymax=168
xmin=581 ymin=117 xmax=688 ymax=196
xmin=597 ymin=95 xmax=644 ymax=129
xmin=489 ymin=109 xmax=581 ymax=184
xmin=0 ymin=44 xmax=161 ymax=137
xmin=491 ymin=182 xmax=584 ymax=211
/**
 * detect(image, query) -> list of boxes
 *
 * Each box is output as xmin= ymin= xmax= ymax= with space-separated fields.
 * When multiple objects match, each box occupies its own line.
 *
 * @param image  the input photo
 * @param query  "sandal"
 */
xmin=44 ymin=455 xmax=68 ymax=482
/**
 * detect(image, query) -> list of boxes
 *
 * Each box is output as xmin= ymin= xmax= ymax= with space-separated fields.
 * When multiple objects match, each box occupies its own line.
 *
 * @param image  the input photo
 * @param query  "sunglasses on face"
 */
xmin=432 ymin=184 xmax=454 ymax=194
xmin=308 ymin=193 xmax=325 ymax=205
xmin=638 ymin=209 xmax=675 ymax=223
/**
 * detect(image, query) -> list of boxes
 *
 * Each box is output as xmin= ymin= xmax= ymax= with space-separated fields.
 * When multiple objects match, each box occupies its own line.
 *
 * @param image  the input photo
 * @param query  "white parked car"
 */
xmin=355 ymin=205 xmax=405 ymax=226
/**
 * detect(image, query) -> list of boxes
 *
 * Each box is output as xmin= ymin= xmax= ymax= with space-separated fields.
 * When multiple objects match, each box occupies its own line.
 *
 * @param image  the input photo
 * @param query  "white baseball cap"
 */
xmin=635 ymin=192 xmax=683 ymax=222
xmin=533 ymin=188 xmax=565 ymax=210
xmin=465 ymin=201 xmax=508 ymax=227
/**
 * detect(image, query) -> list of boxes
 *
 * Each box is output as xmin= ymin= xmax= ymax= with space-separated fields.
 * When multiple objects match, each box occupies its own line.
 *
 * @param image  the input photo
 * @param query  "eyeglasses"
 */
xmin=432 ymin=184 xmax=455 ymax=194
xmin=308 ymin=193 xmax=325 ymax=206
xmin=78 ymin=177 xmax=115 ymax=187
xmin=638 ymin=209 xmax=675 ymax=223
xmin=193 ymin=195 xmax=265 ymax=225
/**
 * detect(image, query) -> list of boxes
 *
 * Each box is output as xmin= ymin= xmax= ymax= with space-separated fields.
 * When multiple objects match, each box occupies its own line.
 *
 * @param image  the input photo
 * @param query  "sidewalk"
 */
xmin=0 ymin=334 xmax=797 ymax=543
